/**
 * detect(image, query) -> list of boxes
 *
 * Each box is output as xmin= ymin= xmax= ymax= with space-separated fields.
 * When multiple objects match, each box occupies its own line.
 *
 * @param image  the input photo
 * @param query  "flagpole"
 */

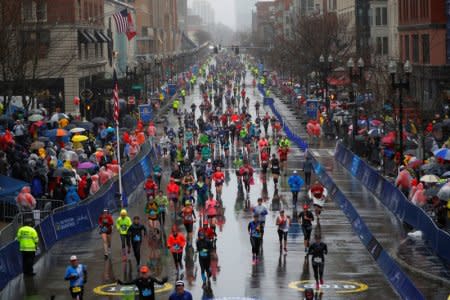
xmin=116 ymin=123 xmax=124 ymax=207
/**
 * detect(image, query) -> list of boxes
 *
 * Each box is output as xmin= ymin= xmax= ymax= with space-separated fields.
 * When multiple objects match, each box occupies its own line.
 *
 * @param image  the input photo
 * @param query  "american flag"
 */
xmin=113 ymin=9 xmax=136 ymax=40
xmin=113 ymin=69 xmax=119 ymax=124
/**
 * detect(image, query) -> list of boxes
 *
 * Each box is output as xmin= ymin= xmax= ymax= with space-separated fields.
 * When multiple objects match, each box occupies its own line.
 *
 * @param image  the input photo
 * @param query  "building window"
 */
xmin=383 ymin=37 xmax=388 ymax=55
xmin=375 ymin=8 xmax=381 ymax=25
xmin=404 ymin=35 xmax=410 ymax=60
xmin=412 ymin=34 xmax=419 ymax=63
xmin=36 ymin=1 xmax=47 ymax=21
xmin=95 ymin=43 xmax=98 ymax=58
xmin=368 ymin=8 xmax=373 ymax=26
xmin=84 ymin=43 xmax=88 ymax=59
xmin=22 ymin=0 xmax=34 ymax=21
xmin=381 ymin=7 xmax=387 ymax=25
xmin=376 ymin=37 xmax=382 ymax=55
xmin=422 ymin=34 xmax=430 ymax=64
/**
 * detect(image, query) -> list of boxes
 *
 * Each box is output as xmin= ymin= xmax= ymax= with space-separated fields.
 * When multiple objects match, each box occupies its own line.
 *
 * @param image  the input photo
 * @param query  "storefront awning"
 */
xmin=84 ymin=30 xmax=98 ymax=43
xmin=78 ymin=30 xmax=93 ymax=43
xmin=95 ymin=30 xmax=108 ymax=43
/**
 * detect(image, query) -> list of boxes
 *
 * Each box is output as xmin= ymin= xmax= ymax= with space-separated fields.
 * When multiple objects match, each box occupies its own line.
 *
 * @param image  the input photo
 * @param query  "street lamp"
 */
xmin=348 ymin=57 xmax=365 ymax=149
xmin=389 ymin=60 xmax=412 ymax=166
xmin=319 ymin=54 xmax=333 ymax=117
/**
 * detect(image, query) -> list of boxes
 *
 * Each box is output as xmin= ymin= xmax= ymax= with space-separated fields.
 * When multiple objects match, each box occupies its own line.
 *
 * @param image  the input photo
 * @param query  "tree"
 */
xmin=0 ymin=0 xmax=75 ymax=112
xmin=193 ymin=30 xmax=212 ymax=45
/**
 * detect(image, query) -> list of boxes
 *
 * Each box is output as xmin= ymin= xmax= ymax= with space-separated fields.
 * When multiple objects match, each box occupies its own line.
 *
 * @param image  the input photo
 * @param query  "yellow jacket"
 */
xmin=16 ymin=226 xmax=39 ymax=252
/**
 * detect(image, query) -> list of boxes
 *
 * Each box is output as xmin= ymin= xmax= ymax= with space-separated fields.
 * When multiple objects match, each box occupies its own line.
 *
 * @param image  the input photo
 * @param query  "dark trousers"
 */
xmin=312 ymin=262 xmax=324 ymax=282
xmin=172 ymin=252 xmax=183 ymax=269
xmin=22 ymin=251 xmax=35 ymax=275
xmin=250 ymin=236 xmax=261 ymax=256
xmin=304 ymin=172 xmax=311 ymax=186
xmin=132 ymin=241 xmax=141 ymax=265
xmin=120 ymin=234 xmax=131 ymax=249
xmin=292 ymin=191 xmax=299 ymax=208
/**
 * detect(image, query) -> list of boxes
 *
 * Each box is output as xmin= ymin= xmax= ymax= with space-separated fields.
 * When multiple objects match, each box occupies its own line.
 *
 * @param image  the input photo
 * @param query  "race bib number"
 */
xmin=71 ymin=286 xmax=82 ymax=293
xmin=200 ymin=249 xmax=208 ymax=257
xmin=142 ymin=288 xmax=152 ymax=296
xmin=313 ymin=257 xmax=323 ymax=264
xmin=120 ymin=225 xmax=127 ymax=231
xmin=133 ymin=235 xmax=141 ymax=242
xmin=100 ymin=226 xmax=109 ymax=233
xmin=174 ymin=244 xmax=180 ymax=251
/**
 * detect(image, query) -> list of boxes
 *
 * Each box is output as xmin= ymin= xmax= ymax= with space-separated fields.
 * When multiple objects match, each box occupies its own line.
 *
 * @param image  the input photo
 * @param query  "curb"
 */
xmin=389 ymin=248 xmax=450 ymax=288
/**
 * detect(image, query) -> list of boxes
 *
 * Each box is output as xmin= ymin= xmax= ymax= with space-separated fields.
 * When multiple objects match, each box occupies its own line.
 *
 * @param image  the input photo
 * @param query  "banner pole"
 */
xmin=116 ymin=124 xmax=124 ymax=207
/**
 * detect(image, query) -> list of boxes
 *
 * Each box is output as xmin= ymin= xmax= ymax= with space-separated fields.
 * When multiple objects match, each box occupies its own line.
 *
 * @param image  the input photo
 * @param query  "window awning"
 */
xmin=78 ymin=30 xmax=93 ymax=43
xmin=95 ymin=30 xmax=108 ymax=43
xmin=100 ymin=31 xmax=112 ymax=43
xmin=84 ymin=30 xmax=98 ymax=43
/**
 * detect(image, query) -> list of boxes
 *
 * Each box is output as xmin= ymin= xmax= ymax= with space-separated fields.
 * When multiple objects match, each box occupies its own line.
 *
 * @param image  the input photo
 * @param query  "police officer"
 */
xmin=16 ymin=219 xmax=39 ymax=275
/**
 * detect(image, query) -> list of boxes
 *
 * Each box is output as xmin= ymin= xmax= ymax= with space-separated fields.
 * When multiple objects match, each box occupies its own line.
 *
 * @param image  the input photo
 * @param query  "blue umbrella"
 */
xmin=433 ymin=148 xmax=450 ymax=160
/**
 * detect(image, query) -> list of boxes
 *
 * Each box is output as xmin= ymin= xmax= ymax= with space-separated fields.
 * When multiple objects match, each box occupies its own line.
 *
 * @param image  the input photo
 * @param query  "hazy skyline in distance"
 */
xmin=188 ymin=0 xmax=236 ymax=30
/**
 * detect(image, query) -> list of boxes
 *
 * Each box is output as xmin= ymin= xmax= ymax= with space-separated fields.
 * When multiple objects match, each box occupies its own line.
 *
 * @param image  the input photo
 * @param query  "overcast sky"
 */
xmin=188 ymin=0 xmax=236 ymax=30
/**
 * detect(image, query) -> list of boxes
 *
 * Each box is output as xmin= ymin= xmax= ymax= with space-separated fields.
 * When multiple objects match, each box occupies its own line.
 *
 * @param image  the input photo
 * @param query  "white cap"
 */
xmin=70 ymin=255 xmax=77 ymax=261
xmin=207 ymin=159 xmax=212 ymax=163
xmin=293 ymin=170 xmax=297 ymax=174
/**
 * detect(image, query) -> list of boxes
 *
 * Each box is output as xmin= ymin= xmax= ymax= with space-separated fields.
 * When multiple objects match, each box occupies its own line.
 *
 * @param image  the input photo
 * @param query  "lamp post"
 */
xmin=389 ymin=60 xmax=412 ymax=166
xmin=348 ymin=57 xmax=365 ymax=149
xmin=319 ymin=54 xmax=333 ymax=117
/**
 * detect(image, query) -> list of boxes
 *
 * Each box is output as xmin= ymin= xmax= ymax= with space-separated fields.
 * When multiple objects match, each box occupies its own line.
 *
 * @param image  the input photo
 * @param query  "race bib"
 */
xmin=133 ymin=235 xmax=141 ymax=242
xmin=142 ymin=288 xmax=152 ymax=296
xmin=174 ymin=244 xmax=180 ymax=251
xmin=200 ymin=249 xmax=208 ymax=257
xmin=120 ymin=225 xmax=127 ymax=231
xmin=313 ymin=257 xmax=323 ymax=264
xmin=100 ymin=226 xmax=109 ymax=233
xmin=71 ymin=286 xmax=82 ymax=293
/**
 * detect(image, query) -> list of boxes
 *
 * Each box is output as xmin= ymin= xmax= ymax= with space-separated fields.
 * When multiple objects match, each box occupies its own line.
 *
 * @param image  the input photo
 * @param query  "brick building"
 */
xmin=399 ymin=0 xmax=450 ymax=110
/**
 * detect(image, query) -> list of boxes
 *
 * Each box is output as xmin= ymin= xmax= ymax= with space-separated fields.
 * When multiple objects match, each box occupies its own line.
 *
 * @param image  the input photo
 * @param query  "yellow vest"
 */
xmin=16 ymin=226 xmax=39 ymax=252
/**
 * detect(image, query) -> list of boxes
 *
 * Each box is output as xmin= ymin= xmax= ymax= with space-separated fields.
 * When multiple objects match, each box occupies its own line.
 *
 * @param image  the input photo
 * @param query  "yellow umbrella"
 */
xmin=71 ymin=135 xmax=88 ymax=142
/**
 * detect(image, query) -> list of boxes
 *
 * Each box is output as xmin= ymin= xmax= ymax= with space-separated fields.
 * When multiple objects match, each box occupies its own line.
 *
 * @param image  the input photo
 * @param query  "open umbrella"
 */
xmin=30 ymin=141 xmax=45 ymax=150
xmin=77 ymin=161 xmax=96 ymax=169
xmin=71 ymin=135 xmax=88 ymax=142
xmin=28 ymin=109 xmax=43 ymax=115
xmin=407 ymin=157 xmax=422 ymax=169
xmin=437 ymin=183 xmax=450 ymax=200
xmin=70 ymin=127 xmax=86 ymax=134
xmin=28 ymin=114 xmax=44 ymax=122
xmin=44 ymin=128 xmax=68 ymax=137
xmin=440 ymin=171 xmax=450 ymax=178
xmin=370 ymin=119 xmax=383 ymax=127
xmin=71 ymin=121 xmax=94 ymax=130
xmin=420 ymin=174 xmax=440 ymax=183
xmin=52 ymin=168 xmax=73 ymax=177
xmin=50 ymin=113 xmax=69 ymax=123
xmin=433 ymin=148 xmax=450 ymax=160
xmin=368 ymin=128 xmax=382 ymax=137
xmin=38 ymin=136 xmax=50 ymax=142
xmin=92 ymin=117 xmax=107 ymax=124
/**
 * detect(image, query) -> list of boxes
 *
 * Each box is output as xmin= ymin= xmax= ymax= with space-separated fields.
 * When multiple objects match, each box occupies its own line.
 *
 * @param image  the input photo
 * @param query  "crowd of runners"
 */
xmin=55 ymin=53 xmax=331 ymax=299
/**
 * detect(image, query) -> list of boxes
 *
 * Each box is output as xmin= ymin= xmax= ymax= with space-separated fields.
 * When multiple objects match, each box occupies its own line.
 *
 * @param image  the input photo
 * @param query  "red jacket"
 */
xmin=166 ymin=181 xmax=180 ymax=195
xmin=145 ymin=179 xmax=157 ymax=191
xmin=167 ymin=233 xmax=186 ymax=253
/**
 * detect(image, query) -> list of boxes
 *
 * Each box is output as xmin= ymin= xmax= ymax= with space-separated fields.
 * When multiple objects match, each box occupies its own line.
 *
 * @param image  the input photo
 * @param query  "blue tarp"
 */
xmin=0 ymin=175 xmax=28 ymax=204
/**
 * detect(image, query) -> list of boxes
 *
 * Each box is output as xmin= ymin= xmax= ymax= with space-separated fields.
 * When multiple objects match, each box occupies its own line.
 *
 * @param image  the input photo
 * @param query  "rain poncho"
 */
xmin=64 ymin=186 xmax=80 ymax=205
xmin=16 ymin=186 xmax=36 ymax=210
xmin=89 ymin=174 xmax=100 ymax=195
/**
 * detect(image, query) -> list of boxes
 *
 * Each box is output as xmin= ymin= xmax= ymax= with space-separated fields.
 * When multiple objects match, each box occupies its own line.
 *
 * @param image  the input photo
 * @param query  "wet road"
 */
xmin=1 ymin=59 xmax=415 ymax=300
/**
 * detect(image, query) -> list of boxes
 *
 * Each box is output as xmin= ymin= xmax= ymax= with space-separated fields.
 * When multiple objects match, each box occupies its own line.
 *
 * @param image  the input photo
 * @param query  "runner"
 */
xmin=168 ymin=280 xmax=193 ymax=300
xmin=116 ymin=209 xmax=132 ymax=260
xmin=308 ymin=181 xmax=328 ymax=223
xmin=154 ymin=190 xmax=169 ymax=226
xmin=252 ymin=197 xmax=268 ymax=239
xmin=270 ymin=153 xmax=281 ymax=189
xmin=144 ymin=175 xmax=158 ymax=200
xmin=298 ymin=204 xmax=314 ymax=252
xmin=205 ymin=196 xmax=218 ymax=231
xmin=98 ymin=209 xmax=113 ymax=259
xmin=64 ymin=255 xmax=87 ymax=300
xmin=128 ymin=216 xmax=147 ymax=266
xmin=181 ymin=201 xmax=197 ymax=246
xmin=167 ymin=225 xmax=186 ymax=274
xmin=212 ymin=166 xmax=225 ymax=199
xmin=248 ymin=214 xmax=263 ymax=265
xmin=275 ymin=210 xmax=291 ymax=254
xmin=307 ymin=234 xmax=328 ymax=290
xmin=288 ymin=170 xmax=305 ymax=210
xmin=117 ymin=265 xmax=168 ymax=300
xmin=196 ymin=230 xmax=214 ymax=288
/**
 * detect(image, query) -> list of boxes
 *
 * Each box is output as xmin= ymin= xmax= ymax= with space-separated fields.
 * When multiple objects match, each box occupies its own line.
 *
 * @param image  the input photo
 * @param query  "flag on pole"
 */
xmin=113 ymin=69 xmax=119 ymax=124
xmin=112 ymin=9 xmax=136 ymax=41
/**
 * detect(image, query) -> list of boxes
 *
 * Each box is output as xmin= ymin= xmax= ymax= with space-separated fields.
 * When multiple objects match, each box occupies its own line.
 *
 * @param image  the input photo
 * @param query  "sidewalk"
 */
xmin=267 ymin=87 xmax=450 ymax=297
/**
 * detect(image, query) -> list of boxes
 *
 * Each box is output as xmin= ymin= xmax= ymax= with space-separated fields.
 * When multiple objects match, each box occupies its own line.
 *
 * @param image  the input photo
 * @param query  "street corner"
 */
xmin=288 ymin=280 xmax=368 ymax=294
xmin=93 ymin=282 xmax=173 ymax=296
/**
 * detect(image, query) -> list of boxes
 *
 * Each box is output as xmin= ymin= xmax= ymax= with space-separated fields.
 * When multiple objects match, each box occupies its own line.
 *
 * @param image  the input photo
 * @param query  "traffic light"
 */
xmin=235 ymin=46 xmax=239 ymax=55
xmin=214 ymin=46 xmax=218 ymax=54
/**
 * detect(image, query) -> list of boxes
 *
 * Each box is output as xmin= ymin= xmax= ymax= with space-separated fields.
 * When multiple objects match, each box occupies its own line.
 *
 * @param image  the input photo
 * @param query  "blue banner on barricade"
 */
xmin=39 ymin=217 xmax=57 ymax=250
xmin=0 ymin=242 xmax=22 ymax=290
xmin=334 ymin=142 xmax=450 ymax=263
xmin=52 ymin=205 xmax=93 ymax=240
xmin=168 ymin=84 xmax=177 ymax=97
xmin=140 ymin=156 xmax=152 ymax=178
xmin=122 ymin=163 xmax=145 ymax=196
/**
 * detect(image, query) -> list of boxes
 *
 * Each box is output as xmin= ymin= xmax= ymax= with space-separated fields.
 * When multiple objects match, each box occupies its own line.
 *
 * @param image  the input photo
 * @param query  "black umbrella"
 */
xmin=91 ymin=117 xmax=107 ymax=124
xmin=52 ymin=168 xmax=73 ymax=177
xmin=72 ymin=121 xmax=94 ymax=130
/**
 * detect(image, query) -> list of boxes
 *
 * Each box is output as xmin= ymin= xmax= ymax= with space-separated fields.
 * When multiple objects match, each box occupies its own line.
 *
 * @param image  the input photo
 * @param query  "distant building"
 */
xmin=235 ymin=0 xmax=257 ymax=32
xmin=399 ymin=0 xmax=450 ymax=109
xmin=190 ymin=0 xmax=215 ymax=27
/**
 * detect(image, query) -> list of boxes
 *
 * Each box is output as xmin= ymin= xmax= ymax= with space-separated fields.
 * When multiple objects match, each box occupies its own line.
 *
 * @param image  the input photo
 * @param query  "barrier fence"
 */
xmin=334 ymin=142 xmax=450 ymax=263
xmin=261 ymin=87 xmax=424 ymax=299
xmin=0 ymin=141 xmax=155 ymax=291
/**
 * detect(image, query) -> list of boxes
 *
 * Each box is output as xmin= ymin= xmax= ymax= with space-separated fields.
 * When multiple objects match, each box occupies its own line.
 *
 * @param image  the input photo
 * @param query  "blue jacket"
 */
xmin=288 ymin=174 xmax=304 ymax=192
xmin=169 ymin=290 xmax=193 ymax=300
xmin=64 ymin=186 xmax=80 ymax=205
